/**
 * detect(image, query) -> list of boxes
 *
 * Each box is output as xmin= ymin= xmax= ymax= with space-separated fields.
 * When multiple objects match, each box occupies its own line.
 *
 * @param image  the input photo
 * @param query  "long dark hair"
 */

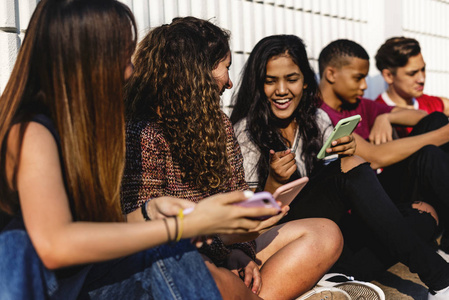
xmin=124 ymin=17 xmax=233 ymax=190
xmin=0 ymin=0 xmax=137 ymax=222
xmin=230 ymin=35 xmax=322 ymax=189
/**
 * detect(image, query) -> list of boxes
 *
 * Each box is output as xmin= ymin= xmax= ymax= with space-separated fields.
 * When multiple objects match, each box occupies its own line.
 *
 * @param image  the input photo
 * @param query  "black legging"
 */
xmin=281 ymin=158 xmax=449 ymax=291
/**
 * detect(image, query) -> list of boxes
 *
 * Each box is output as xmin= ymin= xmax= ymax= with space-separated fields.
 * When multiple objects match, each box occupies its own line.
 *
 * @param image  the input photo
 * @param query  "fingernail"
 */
xmin=244 ymin=190 xmax=254 ymax=198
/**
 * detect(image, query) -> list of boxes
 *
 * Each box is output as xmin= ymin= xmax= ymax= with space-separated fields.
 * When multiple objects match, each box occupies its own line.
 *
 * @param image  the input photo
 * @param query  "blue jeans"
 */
xmin=0 ymin=229 xmax=222 ymax=300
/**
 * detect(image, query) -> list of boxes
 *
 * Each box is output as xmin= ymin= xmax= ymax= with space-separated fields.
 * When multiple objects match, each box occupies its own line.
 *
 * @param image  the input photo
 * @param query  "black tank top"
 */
xmin=3 ymin=114 xmax=77 ymax=230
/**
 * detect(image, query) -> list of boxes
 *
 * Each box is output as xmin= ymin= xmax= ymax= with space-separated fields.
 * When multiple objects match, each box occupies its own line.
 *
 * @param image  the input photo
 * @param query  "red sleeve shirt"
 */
xmin=375 ymin=93 xmax=444 ymax=137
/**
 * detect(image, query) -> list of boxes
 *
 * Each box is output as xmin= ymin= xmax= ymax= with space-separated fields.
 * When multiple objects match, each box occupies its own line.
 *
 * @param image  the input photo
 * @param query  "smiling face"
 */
xmin=212 ymin=51 xmax=233 ymax=95
xmin=389 ymin=53 xmax=426 ymax=100
xmin=331 ymin=57 xmax=369 ymax=105
xmin=264 ymin=54 xmax=307 ymax=120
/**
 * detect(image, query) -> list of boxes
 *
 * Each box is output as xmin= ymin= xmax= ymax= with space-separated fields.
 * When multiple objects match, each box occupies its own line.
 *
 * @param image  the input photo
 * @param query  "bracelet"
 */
xmin=175 ymin=209 xmax=184 ymax=242
xmin=141 ymin=199 xmax=151 ymax=221
xmin=173 ymin=216 xmax=178 ymax=242
xmin=163 ymin=218 xmax=172 ymax=243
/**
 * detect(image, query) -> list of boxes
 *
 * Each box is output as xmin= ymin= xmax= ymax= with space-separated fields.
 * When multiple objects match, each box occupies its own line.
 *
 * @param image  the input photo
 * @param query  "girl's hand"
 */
xmin=220 ymin=203 xmax=289 ymax=244
xmin=184 ymin=191 xmax=280 ymax=237
xmin=326 ymin=134 xmax=356 ymax=157
xmin=268 ymin=149 xmax=297 ymax=184
xmin=227 ymin=249 xmax=262 ymax=294
xmin=146 ymin=197 xmax=195 ymax=219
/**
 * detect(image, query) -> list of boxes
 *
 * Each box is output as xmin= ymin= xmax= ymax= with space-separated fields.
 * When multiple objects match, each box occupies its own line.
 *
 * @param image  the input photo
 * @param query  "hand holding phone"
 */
xmin=234 ymin=191 xmax=281 ymax=220
xmin=272 ymin=177 xmax=309 ymax=207
xmin=317 ymin=115 xmax=361 ymax=159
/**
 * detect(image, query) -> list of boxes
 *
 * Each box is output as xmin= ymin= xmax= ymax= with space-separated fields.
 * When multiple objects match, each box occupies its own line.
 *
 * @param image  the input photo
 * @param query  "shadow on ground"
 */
xmin=373 ymin=263 xmax=428 ymax=300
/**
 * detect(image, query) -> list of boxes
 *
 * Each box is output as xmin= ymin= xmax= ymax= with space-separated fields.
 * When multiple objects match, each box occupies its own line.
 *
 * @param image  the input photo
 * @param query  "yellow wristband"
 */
xmin=176 ymin=209 xmax=184 ymax=242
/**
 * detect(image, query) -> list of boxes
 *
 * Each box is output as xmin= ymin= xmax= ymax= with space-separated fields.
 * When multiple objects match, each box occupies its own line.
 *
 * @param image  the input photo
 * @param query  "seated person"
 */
xmin=0 ymin=2 xmax=280 ymax=299
xmin=230 ymin=34 xmax=449 ymax=300
xmin=375 ymin=36 xmax=449 ymax=137
xmin=122 ymin=17 xmax=344 ymax=300
xmin=318 ymin=39 xmax=449 ymax=271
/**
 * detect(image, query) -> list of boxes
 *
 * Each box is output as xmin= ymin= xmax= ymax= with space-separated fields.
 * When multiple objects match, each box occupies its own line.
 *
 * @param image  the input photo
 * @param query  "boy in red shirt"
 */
xmin=374 ymin=37 xmax=449 ymax=137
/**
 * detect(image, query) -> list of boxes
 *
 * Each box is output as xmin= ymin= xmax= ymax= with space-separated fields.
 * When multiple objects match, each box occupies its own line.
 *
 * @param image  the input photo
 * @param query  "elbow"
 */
xmin=368 ymin=156 xmax=390 ymax=170
xmin=362 ymin=156 xmax=385 ymax=170
xmin=35 ymin=240 xmax=71 ymax=270
xmin=368 ymin=161 xmax=381 ymax=170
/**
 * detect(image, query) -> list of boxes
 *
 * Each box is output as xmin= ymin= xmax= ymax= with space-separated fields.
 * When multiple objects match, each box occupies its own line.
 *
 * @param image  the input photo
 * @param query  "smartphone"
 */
xmin=317 ymin=114 xmax=361 ymax=159
xmin=272 ymin=177 xmax=309 ymax=207
xmin=234 ymin=191 xmax=281 ymax=220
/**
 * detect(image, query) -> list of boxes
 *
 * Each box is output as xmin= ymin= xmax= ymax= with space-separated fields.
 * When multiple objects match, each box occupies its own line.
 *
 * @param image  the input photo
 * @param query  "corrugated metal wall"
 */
xmin=2 ymin=0 xmax=449 ymax=113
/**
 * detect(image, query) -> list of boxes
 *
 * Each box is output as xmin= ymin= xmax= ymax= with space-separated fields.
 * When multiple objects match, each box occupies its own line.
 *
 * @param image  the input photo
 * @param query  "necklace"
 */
xmin=290 ymin=125 xmax=300 ymax=153
xmin=277 ymin=121 xmax=300 ymax=153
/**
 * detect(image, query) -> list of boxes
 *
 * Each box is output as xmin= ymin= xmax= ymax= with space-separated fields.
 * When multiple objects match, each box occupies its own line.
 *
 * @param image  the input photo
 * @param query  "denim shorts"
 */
xmin=0 ymin=230 xmax=221 ymax=300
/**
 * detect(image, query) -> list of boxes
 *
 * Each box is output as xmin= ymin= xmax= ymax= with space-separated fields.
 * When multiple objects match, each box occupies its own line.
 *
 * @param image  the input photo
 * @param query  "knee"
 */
xmin=340 ymin=155 xmax=367 ymax=173
xmin=416 ymin=145 xmax=444 ymax=164
xmin=412 ymin=201 xmax=439 ymax=225
xmin=427 ymin=111 xmax=448 ymax=126
xmin=308 ymin=218 xmax=344 ymax=258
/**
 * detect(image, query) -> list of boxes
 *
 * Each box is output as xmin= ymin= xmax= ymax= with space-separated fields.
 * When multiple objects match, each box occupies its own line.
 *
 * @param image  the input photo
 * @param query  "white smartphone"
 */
xmin=317 ymin=115 xmax=361 ymax=159
xmin=272 ymin=177 xmax=309 ymax=207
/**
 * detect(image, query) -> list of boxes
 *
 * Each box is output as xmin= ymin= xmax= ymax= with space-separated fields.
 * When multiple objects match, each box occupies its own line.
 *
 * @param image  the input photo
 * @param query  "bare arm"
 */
xmin=14 ymin=123 xmax=278 ymax=269
xmin=354 ymin=124 xmax=449 ymax=169
xmin=388 ymin=106 xmax=428 ymax=125
xmin=369 ymin=108 xmax=427 ymax=144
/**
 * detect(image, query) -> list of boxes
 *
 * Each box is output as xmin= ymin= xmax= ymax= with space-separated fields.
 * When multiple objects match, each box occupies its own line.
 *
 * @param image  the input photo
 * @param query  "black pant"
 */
xmin=379 ymin=112 xmax=449 ymax=252
xmin=281 ymin=159 xmax=449 ymax=291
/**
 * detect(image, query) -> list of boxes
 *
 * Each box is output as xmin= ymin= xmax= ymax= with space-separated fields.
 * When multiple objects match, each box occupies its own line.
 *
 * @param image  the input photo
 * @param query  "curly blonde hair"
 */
xmin=125 ymin=17 xmax=232 ymax=190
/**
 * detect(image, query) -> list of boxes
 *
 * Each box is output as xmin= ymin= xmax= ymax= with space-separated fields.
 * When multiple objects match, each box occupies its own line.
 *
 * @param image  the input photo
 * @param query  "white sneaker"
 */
xmin=428 ymin=285 xmax=449 ymax=299
xmin=317 ymin=273 xmax=385 ymax=300
xmin=437 ymin=249 xmax=449 ymax=263
xmin=296 ymin=286 xmax=351 ymax=300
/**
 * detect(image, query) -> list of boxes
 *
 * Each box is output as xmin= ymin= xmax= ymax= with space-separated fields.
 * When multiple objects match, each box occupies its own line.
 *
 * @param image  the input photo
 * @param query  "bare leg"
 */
xmin=203 ymin=255 xmax=262 ymax=300
xmin=340 ymin=155 xmax=366 ymax=173
xmin=256 ymin=218 xmax=343 ymax=300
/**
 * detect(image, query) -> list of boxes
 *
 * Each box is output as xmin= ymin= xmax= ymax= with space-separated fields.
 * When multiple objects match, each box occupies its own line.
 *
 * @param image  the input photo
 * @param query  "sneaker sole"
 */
xmin=297 ymin=287 xmax=351 ymax=300
xmin=334 ymin=282 xmax=383 ymax=300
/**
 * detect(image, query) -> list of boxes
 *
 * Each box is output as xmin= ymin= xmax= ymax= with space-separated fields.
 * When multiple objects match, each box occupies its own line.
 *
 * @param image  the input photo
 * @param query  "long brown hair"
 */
xmin=125 ymin=17 xmax=233 ymax=190
xmin=0 ymin=0 xmax=137 ymax=222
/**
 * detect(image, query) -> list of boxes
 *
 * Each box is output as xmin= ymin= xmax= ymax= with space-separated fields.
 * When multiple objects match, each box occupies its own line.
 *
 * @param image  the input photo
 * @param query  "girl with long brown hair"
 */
xmin=0 ymin=1 xmax=280 ymax=299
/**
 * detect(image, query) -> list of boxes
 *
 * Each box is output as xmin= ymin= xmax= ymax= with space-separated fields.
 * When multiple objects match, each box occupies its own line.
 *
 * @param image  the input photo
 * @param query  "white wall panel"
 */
xmin=253 ymin=2 xmax=265 ymax=46
xmin=2 ymin=0 xmax=449 ymax=101
xmin=303 ymin=0 xmax=312 ymax=12
xmin=230 ymin=0 xmax=243 ymax=53
xmin=274 ymin=5 xmax=285 ymax=34
xmin=311 ymin=13 xmax=322 ymax=59
xmin=148 ymin=0 xmax=164 ymax=29
xmin=302 ymin=12 xmax=313 ymax=58
xmin=132 ymin=0 xmax=150 ymax=36
xmin=0 ymin=0 xmax=17 ymax=30
xmin=263 ymin=3 xmax=275 ymax=37
xmin=0 ymin=32 xmax=19 ymax=92
xmin=18 ymin=0 xmax=38 ymax=32
xmin=216 ymin=0 xmax=231 ymax=30
xmin=294 ymin=0 xmax=304 ymax=10
xmin=242 ymin=1 xmax=254 ymax=53
xmin=284 ymin=6 xmax=294 ymax=35
xmin=320 ymin=0 xmax=330 ymax=16
xmin=294 ymin=10 xmax=304 ymax=39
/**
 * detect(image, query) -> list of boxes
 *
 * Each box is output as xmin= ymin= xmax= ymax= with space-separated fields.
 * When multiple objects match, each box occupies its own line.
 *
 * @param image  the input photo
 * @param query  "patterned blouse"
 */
xmin=121 ymin=113 xmax=256 ymax=265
